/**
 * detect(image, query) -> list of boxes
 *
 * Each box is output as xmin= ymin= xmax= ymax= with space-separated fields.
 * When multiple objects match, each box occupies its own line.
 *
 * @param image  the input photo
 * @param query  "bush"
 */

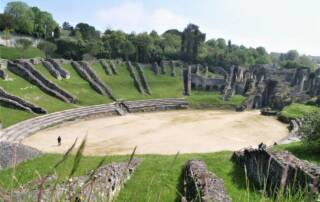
xmin=299 ymin=111 xmax=320 ymax=149
xmin=15 ymin=38 xmax=32 ymax=49
xmin=37 ymin=41 xmax=57 ymax=58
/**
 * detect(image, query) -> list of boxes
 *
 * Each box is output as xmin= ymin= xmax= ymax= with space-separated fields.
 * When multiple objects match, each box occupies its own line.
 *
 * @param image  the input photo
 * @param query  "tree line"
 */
xmin=0 ymin=1 xmax=317 ymax=70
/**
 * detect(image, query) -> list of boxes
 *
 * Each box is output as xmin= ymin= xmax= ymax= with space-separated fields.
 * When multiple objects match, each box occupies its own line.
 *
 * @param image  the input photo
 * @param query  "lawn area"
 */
xmin=90 ymin=62 xmax=144 ymax=100
xmin=280 ymin=103 xmax=319 ymax=119
xmin=0 ymin=151 xmax=260 ymax=202
xmin=0 ymin=46 xmax=44 ymax=59
xmin=187 ymin=90 xmax=246 ymax=109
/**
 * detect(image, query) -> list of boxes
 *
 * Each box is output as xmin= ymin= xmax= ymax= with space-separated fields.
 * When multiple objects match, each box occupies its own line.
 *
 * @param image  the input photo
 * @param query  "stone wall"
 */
xmin=126 ymin=61 xmax=145 ymax=94
xmin=191 ymin=74 xmax=226 ymax=91
xmin=233 ymin=148 xmax=320 ymax=196
xmin=100 ymin=59 xmax=113 ymax=75
xmin=135 ymin=63 xmax=152 ymax=94
xmin=152 ymin=62 xmax=160 ymax=75
xmin=0 ymin=68 xmax=7 ymax=80
xmin=110 ymin=60 xmax=118 ymax=74
xmin=0 ymin=87 xmax=47 ymax=114
xmin=183 ymin=65 xmax=191 ymax=96
xmin=46 ymin=58 xmax=70 ymax=79
xmin=0 ymin=141 xmax=42 ymax=170
xmin=7 ymin=60 xmax=77 ymax=103
xmin=13 ymin=158 xmax=141 ymax=201
xmin=182 ymin=160 xmax=231 ymax=202
xmin=123 ymin=98 xmax=188 ymax=112
xmin=71 ymin=61 xmax=116 ymax=101
xmin=42 ymin=60 xmax=62 ymax=80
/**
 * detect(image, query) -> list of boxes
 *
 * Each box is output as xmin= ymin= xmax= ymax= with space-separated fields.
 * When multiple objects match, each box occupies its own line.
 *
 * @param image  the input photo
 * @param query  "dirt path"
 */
xmin=23 ymin=110 xmax=289 ymax=155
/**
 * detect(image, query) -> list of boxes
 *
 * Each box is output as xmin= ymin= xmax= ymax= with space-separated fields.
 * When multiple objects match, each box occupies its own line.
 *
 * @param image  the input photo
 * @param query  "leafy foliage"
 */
xmin=299 ymin=111 xmax=320 ymax=149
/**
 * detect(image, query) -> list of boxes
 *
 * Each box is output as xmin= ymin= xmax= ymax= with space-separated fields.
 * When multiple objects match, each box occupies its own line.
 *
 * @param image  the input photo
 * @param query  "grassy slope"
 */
xmin=0 ymin=152 xmax=260 ymax=202
xmin=0 ymin=69 xmax=74 ymax=127
xmin=34 ymin=63 xmax=110 ymax=106
xmin=90 ymin=62 xmax=143 ymax=100
xmin=0 ymin=47 xmax=44 ymax=59
xmin=280 ymin=103 xmax=319 ymax=119
xmin=188 ymin=90 xmax=246 ymax=108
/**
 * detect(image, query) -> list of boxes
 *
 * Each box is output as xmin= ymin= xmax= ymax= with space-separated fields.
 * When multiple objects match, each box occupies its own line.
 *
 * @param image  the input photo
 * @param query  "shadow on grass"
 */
xmin=174 ymin=167 xmax=185 ymax=202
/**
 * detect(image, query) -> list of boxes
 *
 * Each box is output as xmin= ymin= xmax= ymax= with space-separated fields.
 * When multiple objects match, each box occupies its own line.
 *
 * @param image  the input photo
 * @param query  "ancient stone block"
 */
xmin=109 ymin=60 xmax=118 ymax=75
xmin=126 ymin=61 xmax=145 ymax=94
xmin=233 ymin=147 xmax=320 ymax=197
xmin=0 ymin=69 xmax=7 ymax=80
xmin=182 ymin=160 xmax=231 ymax=202
xmin=183 ymin=65 xmax=191 ymax=96
xmin=152 ymin=62 xmax=160 ymax=75
xmin=99 ymin=60 xmax=113 ymax=75
xmin=135 ymin=63 xmax=152 ymax=94
xmin=47 ymin=58 xmax=70 ymax=79
xmin=42 ymin=60 xmax=62 ymax=80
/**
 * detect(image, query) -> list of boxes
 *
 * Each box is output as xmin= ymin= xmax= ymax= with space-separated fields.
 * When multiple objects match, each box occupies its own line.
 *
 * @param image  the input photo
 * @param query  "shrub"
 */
xmin=299 ymin=111 xmax=320 ymax=149
xmin=15 ymin=38 xmax=32 ymax=49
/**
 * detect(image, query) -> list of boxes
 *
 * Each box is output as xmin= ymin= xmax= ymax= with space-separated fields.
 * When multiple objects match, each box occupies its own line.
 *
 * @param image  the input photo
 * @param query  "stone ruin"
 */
xmin=233 ymin=147 xmax=320 ymax=197
xmin=152 ymin=62 xmax=160 ymax=75
xmin=7 ymin=60 xmax=77 ymax=103
xmin=42 ymin=60 xmax=62 ymax=80
xmin=71 ymin=61 xmax=116 ymax=101
xmin=183 ymin=65 xmax=191 ymax=96
xmin=126 ymin=61 xmax=145 ymax=94
xmin=160 ymin=60 xmax=166 ymax=74
xmin=9 ymin=158 xmax=141 ymax=201
xmin=109 ymin=60 xmax=118 ymax=74
xmin=0 ymin=141 xmax=42 ymax=170
xmin=100 ymin=59 xmax=113 ymax=75
xmin=135 ymin=63 xmax=152 ymax=95
xmin=0 ymin=87 xmax=47 ymax=114
xmin=182 ymin=160 xmax=231 ymax=202
xmin=169 ymin=60 xmax=176 ymax=77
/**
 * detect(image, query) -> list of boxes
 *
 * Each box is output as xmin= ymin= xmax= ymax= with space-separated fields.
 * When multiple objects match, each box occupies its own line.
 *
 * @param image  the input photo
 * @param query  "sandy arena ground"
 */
xmin=23 ymin=110 xmax=289 ymax=155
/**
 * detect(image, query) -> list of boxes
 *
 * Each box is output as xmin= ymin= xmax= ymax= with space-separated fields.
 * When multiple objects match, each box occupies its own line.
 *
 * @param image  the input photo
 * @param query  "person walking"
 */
xmin=57 ymin=136 xmax=62 ymax=146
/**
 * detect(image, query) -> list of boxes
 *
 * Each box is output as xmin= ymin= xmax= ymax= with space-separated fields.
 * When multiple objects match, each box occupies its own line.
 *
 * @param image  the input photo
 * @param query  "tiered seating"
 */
xmin=123 ymin=98 xmax=188 ymax=112
xmin=0 ymin=103 xmax=120 ymax=142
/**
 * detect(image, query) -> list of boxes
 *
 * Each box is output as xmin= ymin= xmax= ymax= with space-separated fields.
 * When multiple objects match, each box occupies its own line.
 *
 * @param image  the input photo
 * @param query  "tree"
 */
xmin=216 ymin=38 xmax=226 ymax=49
xmin=73 ymin=23 xmax=99 ymax=40
xmin=53 ymin=27 xmax=60 ymax=38
xmin=31 ymin=7 xmax=58 ymax=38
xmin=285 ymin=50 xmax=299 ymax=61
xmin=4 ymin=1 xmax=35 ymax=34
xmin=16 ymin=38 xmax=32 ymax=57
xmin=299 ymin=111 xmax=320 ymax=149
xmin=0 ymin=13 xmax=14 ymax=31
xmin=1 ymin=28 xmax=12 ymax=46
xmin=181 ymin=24 xmax=206 ymax=62
xmin=120 ymin=40 xmax=136 ymax=60
xmin=37 ymin=41 xmax=57 ymax=58
xmin=62 ymin=22 xmax=72 ymax=30
xmin=16 ymin=38 xmax=32 ymax=49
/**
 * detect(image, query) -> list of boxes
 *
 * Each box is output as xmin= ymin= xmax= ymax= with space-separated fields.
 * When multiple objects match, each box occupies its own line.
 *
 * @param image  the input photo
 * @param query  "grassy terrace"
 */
xmin=0 ymin=61 xmax=241 ymax=127
xmin=0 ymin=142 xmax=318 ymax=201
xmin=280 ymin=103 xmax=319 ymax=119
xmin=0 ymin=47 xmax=44 ymax=59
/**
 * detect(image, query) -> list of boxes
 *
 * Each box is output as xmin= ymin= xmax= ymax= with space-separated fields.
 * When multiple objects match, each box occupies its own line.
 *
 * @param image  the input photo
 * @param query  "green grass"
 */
xmin=187 ymin=90 xmax=246 ymax=109
xmin=0 ymin=152 xmax=260 ymax=202
xmin=34 ymin=63 xmax=111 ymax=106
xmin=280 ymin=103 xmax=319 ymax=119
xmin=0 ymin=46 xmax=44 ymax=59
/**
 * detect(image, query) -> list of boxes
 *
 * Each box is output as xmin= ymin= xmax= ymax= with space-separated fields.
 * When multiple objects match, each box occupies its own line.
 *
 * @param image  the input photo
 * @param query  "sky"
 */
xmin=1 ymin=0 xmax=320 ymax=55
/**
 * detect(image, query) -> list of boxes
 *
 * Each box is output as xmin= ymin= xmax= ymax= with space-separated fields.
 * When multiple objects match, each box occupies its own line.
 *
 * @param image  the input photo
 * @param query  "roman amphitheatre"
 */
xmin=0 ymin=1 xmax=320 ymax=201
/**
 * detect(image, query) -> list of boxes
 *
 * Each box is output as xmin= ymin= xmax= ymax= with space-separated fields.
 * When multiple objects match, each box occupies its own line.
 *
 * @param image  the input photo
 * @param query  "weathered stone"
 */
xmin=42 ymin=60 xmax=62 ymax=80
xmin=109 ymin=60 xmax=118 ymax=75
xmin=183 ymin=65 xmax=191 ymax=96
xmin=0 ymin=87 xmax=47 ymax=114
xmin=191 ymin=74 xmax=226 ymax=92
xmin=100 ymin=60 xmax=113 ymax=75
xmin=71 ymin=61 xmax=116 ymax=101
xmin=160 ymin=60 xmax=166 ymax=74
xmin=170 ymin=60 xmax=176 ymax=77
xmin=135 ymin=63 xmax=152 ymax=94
xmin=126 ymin=61 xmax=145 ymax=94
xmin=152 ymin=62 xmax=160 ymax=75
xmin=183 ymin=160 xmax=231 ymax=202
xmin=0 ymin=141 xmax=41 ymax=170
xmin=0 ymin=68 xmax=7 ymax=80
xmin=233 ymin=147 xmax=320 ymax=197
xmin=46 ymin=58 xmax=70 ymax=79
xmin=13 ymin=158 xmax=141 ymax=201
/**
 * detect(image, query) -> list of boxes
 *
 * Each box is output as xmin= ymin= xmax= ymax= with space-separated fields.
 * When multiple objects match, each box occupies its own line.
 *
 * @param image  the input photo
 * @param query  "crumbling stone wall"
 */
xmin=183 ymin=65 xmax=191 ymax=96
xmin=233 ymin=148 xmax=320 ymax=196
xmin=152 ymin=62 xmax=160 ymax=75
xmin=170 ymin=60 xmax=176 ymax=77
xmin=182 ymin=160 xmax=231 ymax=202
xmin=42 ymin=60 xmax=62 ymax=80
xmin=110 ymin=60 xmax=118 ymax=75
xmin=123 ymin=98 xmax=188 ymax=112
xmin=0 ymin=141 xmax=41 ymax=170
xmin=135 ymin=63 xmax=152 ymax=94
xmin=71 ymin=61 xmax=116 ymax=100
xmin=100 ymin=59 xmax=113 ymax=75
xmin=191 ymin=74 xmax=226 ymax=91
xmin=0 ymin=68 xmax=7 ymax=80
xmin=8 ymin=60 xmax=76 ymax=103
xmin=160 ymin=60 xmax=166 ymax=74
xmin=0 ymin=87 xmax=47 ymax=114
xmin=13 ymin=158 xmax=141 ymax=201
xmin=126 ymin=61 xmax=145 ymax=94
xmin=47 ymin=58 xmax=70 ymax=79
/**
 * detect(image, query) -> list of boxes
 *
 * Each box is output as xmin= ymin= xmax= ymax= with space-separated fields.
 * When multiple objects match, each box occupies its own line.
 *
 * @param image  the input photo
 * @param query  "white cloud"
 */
xmin=96 ymin=2 xmax=188 ymax=34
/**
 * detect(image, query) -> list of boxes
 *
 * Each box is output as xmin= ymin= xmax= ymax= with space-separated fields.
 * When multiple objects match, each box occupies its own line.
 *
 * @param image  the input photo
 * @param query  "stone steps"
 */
xmin=0 ymin=104 xmax=118 ymax=142
xmin=123 ymin=98 xmax=188 ymax=112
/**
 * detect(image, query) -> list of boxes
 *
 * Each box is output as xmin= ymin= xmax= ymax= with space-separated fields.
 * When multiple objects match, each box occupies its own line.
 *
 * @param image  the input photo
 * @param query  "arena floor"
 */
xmin=23 ymin=110 xmax=289 ymax=155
